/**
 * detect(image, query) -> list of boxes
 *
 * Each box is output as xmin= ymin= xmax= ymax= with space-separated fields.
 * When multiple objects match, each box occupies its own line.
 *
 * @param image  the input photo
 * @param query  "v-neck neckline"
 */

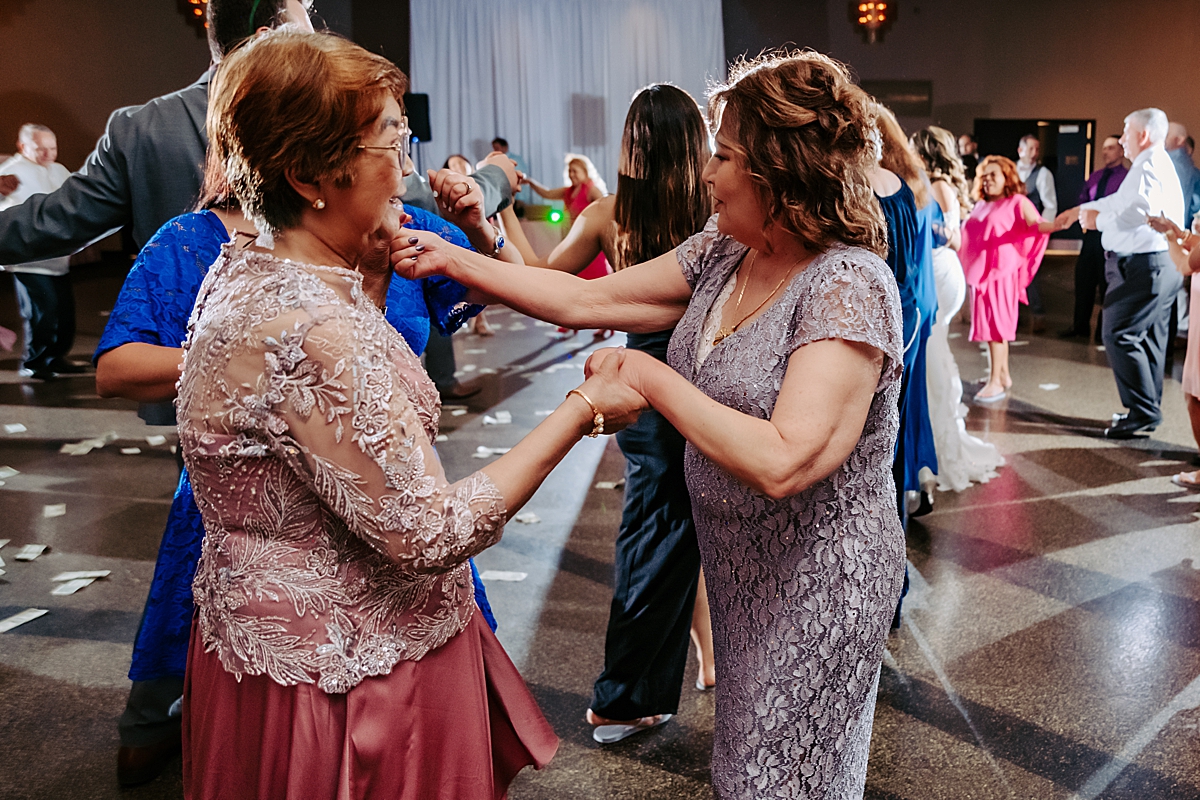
xmin=693 ymin=244 xmax=834 ymax=373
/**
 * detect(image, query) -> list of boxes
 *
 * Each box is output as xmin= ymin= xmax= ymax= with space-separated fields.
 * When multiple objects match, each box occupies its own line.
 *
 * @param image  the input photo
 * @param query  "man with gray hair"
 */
xmin=1057 ymin=108 xmax=1185 ymax=438
xmin=1166 ymin=121 xmax=1200 ymax=226
xmin=0 ymin=124 xmax=82 ymax=379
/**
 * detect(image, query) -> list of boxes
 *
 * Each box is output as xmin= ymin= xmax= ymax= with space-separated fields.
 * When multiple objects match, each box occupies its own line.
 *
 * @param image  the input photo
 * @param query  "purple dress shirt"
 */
xmin=1078 ymin=162 xmax=1128 ymax=205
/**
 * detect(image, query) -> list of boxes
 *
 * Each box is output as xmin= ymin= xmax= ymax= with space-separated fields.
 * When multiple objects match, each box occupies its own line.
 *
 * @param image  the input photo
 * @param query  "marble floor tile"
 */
xmin=2 ymin=255 xmax=1200 ymax=799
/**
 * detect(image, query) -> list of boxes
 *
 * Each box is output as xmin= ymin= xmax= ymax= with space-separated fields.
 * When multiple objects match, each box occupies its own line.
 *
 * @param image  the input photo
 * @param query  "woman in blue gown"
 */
xmin=97 ymin=203 xmax=496 ymax=708
xmin=872 ymin=104 xmax=939 ymax=524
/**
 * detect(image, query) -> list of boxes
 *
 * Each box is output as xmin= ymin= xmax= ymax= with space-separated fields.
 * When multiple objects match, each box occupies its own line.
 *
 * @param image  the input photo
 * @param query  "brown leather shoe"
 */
xmin=117 ymin=730 xmax=181 ymax=787
xmin=438 ymin=380 xmax=482 ymax=401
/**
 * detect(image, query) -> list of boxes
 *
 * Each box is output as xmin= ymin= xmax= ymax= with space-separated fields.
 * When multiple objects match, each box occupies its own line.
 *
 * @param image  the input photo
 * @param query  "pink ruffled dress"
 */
xmin=960 ymin=194 xmax=1049 ymax=342
xmin=1184 ymin=277 xmax=1200 ymax=399
xmin=564 ymin=180 xmax=610 ymax=280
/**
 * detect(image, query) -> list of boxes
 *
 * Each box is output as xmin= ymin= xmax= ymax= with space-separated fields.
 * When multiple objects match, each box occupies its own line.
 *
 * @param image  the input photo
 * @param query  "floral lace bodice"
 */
xmin=178 ymin=246 xmax=505 ymax=693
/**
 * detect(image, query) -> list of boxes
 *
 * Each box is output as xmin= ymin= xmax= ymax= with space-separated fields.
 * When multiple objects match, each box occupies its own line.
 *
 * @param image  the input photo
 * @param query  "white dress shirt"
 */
xmin=1016 ymin=161 xmax=1058 ymax=221
xmin=1081 ymin=145 xmax=1184 ymax=255
xmin=0 ymin=154 xmax=72 ymax=275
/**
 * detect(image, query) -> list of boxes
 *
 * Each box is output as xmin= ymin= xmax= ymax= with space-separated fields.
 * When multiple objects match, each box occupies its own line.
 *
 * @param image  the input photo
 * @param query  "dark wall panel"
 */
xmin=351 ymin=0 xmax=411 ymax=75
xmin=722 ymin=0 xmax=829 ymax=63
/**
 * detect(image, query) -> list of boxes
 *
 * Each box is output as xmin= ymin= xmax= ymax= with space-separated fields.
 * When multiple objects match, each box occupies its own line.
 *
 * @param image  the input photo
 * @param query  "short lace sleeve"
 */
xmin=422 ymin=275 xmax=479 ymax=335
xmin=789 ymin=248 xmax=904 ymax=392
xmin=675 ymin=214 xmax=727 ymax=288
xmin=220 ymin=299 xmax=506 ymax=574
xmin=94 ymin=211 xmax=226 ymax=360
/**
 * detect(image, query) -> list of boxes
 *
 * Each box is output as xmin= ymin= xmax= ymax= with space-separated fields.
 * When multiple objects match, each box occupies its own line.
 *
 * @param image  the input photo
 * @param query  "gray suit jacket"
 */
xmin=1169 ymin=147 xmax=1200 ymax=228
xmin=0 ymin=71 xmax=210 ymax=261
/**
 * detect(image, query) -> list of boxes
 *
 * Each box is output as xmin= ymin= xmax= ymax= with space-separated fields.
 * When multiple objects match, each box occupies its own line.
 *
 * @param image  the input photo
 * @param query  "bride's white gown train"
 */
xmin=925 ymin=209 xmax=1004 ymax=492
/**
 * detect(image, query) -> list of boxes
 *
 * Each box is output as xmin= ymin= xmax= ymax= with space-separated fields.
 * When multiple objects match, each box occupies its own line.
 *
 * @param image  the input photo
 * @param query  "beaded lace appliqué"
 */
xmin=179 ymin=247 xmax=505 ymax=693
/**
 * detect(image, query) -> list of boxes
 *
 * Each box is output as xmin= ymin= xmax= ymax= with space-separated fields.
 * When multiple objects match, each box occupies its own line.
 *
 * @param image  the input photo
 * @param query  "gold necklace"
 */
xmin=712 ymin=251 xmax=800 ymax=346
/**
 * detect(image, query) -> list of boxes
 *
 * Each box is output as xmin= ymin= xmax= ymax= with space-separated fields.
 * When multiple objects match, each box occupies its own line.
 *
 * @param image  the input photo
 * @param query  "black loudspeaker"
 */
xmin=405 ymin=93 xmax=431 ymax=143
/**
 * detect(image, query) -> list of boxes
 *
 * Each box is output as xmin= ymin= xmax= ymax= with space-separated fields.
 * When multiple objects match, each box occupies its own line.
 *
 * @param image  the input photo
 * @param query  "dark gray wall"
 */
xmin=350 ymin=0 xmax=411 ymax=75
xmin=723 ymin=0 xmax=829 ymax=61
xmin=723 ymin=0 xmax=1200 ymax=169
xmin=0 ymin=0 xmax=211 ymax=167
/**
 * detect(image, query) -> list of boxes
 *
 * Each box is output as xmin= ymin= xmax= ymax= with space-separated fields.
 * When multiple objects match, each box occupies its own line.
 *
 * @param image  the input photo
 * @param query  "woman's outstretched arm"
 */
xmin=499 ymin=197 xmax=611 ymax=273
xmin=392 ymin=228 xmax=692 ymax=332
xmin=594 ymin=339 xmax=884 ymax=500
xmin=524 ymin=177 xmax=567 ymax=200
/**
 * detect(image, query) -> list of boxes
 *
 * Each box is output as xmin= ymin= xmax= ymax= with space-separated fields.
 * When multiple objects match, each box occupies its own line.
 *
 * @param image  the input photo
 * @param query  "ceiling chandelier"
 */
xmin=851 ymin=1 xmax=895 ymax=44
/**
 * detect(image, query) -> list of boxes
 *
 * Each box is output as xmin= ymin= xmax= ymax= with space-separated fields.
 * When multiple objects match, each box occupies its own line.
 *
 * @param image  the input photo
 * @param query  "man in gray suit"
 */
xmin=0 ymin=0 xmax=313 ymax=786
xmin=0 ymin=2 xmax=312 ymax=261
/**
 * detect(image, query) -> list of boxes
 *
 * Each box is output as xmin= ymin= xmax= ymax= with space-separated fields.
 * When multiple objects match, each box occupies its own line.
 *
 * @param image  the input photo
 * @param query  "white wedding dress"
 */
xmin=925 ymin=198 xmax=1004 ymax=492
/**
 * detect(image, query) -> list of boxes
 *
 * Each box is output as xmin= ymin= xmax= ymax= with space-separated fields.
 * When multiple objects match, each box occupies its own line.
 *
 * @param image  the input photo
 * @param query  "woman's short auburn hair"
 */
xmin=971 ymin=155 xmax=1025 ymax=202
xmin=209 ymin=30 xmax=407 ymax=235
xmin=707 ymin=50 xmax=887 ymax=258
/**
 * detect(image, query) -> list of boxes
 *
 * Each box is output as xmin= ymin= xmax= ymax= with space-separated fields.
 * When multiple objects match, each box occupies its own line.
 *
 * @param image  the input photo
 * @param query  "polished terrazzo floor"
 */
xmin=0 ymin=255 xmax=1198 ymax=799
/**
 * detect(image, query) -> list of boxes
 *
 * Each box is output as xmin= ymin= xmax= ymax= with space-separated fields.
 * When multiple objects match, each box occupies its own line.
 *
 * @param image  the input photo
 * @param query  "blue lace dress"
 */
xmin=97 ymin=207 xmax=492 ymax=683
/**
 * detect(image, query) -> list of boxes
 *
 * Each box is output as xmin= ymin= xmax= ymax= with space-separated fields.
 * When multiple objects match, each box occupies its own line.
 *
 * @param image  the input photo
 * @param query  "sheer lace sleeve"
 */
xmin=675 ymin=214 xmax=743 ymax=288
xmin=222 ymin=300 xmax=506 ymax=575
xmin=789 ymin=248 xmax=904 ymax=392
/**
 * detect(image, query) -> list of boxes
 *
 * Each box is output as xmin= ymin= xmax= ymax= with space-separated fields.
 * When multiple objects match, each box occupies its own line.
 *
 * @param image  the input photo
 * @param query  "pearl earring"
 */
xmin=313 ymin=198 xmax=326 ymax=210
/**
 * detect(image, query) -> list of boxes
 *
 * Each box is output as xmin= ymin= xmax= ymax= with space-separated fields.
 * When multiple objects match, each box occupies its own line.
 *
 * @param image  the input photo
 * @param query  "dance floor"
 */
xmin=1 ymin=254 xmax=1198 ymax=799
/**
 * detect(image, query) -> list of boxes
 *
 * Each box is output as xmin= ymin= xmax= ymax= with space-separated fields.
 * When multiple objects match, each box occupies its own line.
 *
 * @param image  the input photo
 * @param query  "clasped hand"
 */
xmin=1054 ymin=206 xmax=1098 ymax=232
xmin=575 ymin=347 xmax=650 ymax=434
xmin=426 ymin=168 xmax=487 ymax=234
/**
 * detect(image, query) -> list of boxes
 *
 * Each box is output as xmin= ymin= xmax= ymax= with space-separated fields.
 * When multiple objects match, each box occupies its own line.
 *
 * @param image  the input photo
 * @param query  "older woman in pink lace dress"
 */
xmin=178 ymin=31 xmax=643 ymax=800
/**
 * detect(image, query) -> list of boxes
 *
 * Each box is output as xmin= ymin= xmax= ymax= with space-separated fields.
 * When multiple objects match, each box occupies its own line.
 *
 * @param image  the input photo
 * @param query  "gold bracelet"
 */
xmin=566 ymin=388 xmax=604 ymax=438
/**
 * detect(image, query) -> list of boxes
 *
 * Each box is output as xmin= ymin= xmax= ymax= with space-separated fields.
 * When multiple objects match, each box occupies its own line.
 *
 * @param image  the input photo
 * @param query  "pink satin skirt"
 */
xmin=182 ymin=614 xmax=557 ymax=799
xmin=576 ymin=251 xmax=611 ymax=280
xmin=969 ymin=272 xmax=1021 ymax=343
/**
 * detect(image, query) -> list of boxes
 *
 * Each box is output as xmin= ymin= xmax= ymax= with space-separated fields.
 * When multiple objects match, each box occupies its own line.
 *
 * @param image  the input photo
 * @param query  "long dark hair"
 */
xmin=613 ymin=84 xmax=710 ymax=269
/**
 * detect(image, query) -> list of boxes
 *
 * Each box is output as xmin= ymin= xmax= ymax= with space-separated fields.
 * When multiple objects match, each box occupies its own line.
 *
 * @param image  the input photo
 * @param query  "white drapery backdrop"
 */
xmin=410 ymin=0 xmax=724 ymax=192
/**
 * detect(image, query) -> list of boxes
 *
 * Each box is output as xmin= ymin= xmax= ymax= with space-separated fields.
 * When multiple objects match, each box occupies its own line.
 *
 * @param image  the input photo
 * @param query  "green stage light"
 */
xmin=548 ymin=209 xmax=563 ymax=223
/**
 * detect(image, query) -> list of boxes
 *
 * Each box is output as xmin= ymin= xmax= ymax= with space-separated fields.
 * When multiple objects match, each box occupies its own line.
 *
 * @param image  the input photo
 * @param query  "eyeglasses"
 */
xmin=356 ymin=120 xmax=413 ymax=172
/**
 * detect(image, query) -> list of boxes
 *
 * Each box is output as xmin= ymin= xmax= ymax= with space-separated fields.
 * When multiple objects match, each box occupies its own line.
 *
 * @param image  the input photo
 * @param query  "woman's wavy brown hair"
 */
xmin=707 ymin=50 xmax=886 ymax=258
xmin=910 ymin=125 xmax=971 ymax=216
xmin=971 ymin=155 xmax=1025 ymax=202
xmin=208 ymin=29 xmax=407 ymax=235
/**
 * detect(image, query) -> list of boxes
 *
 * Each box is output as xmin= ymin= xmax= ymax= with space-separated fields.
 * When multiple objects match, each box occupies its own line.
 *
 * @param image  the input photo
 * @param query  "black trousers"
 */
xmin=591 ymin=331 xmax=700 ymax=720
xmin=118 ymin=677 xmax=184 ymax=747
xmin=1102 ymin=251 xmax=1181 ymax=423
xmin=12 ymin=272 xmax=75 ymax=370
xmin=1072 ymin=230 xmax=1108 ymax=338
xmin=423 ymin=325 xmax=457 ymax=389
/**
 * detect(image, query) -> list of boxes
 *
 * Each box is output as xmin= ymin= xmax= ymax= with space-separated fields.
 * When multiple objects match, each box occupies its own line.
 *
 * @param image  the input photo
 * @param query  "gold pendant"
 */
xmin=713 ymin=327 xmax=733 ymax=346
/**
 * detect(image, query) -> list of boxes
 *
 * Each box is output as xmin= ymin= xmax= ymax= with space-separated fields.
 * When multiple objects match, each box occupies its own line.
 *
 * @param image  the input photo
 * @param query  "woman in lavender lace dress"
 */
xmin=179 ymin=32 xmax=646 ymax=798
xmin=397 ymin=52 xmax=906 ymax=799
